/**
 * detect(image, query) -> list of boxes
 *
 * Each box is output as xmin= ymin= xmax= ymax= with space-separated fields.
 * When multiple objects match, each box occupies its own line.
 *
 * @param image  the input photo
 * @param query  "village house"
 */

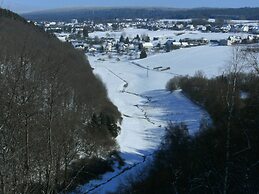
xmin=142 ymin=42 xmax=154 ymax=50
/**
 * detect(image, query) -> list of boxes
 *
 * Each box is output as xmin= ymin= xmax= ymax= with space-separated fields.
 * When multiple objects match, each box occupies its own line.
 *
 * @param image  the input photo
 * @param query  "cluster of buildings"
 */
xmin=212 ymin=35 xmax=259 ymax=46
xmin=33 ymin=18 xmax=259 ymax=58
xmin=37 ymin=18 xmax=259 ymax=36
xmin=135 ymin=19 xmax=259 ymax=34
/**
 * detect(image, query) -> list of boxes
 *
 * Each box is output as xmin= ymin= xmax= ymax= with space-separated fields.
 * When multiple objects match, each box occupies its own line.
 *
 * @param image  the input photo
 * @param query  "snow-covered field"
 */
xmin=136 ymin=45 xmax=232 ymax=77
xmin=229 ymin=19 xmax=259 ymax=26
xmin=89 ymin=28 xmax=247 ymax=41
xmin=74 ymin=44 xmax=232 ymax=193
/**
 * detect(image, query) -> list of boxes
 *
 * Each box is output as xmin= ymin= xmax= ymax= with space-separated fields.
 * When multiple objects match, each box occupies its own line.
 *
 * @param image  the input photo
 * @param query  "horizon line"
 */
xmin=20 ymin=6 xmax=259 ymax=15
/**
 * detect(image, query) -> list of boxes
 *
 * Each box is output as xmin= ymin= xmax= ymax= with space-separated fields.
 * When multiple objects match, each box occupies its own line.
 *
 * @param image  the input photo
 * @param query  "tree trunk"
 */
xmin=223 ymin=62 xmax=238 ymax=194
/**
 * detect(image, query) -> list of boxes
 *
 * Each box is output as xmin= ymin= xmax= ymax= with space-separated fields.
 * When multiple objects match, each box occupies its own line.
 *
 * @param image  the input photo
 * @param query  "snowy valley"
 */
xmin=74 ymin=43 xmax=231 ymax=193
xmin=1 ymin=6 xmax=259 ymax=193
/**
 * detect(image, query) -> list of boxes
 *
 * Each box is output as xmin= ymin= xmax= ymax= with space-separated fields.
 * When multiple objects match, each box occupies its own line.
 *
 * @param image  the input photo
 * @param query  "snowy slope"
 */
xmin=136 ymin=45 xmax=232 ymax=77
xmin=75 ymin=45 xmax=231 ymax=193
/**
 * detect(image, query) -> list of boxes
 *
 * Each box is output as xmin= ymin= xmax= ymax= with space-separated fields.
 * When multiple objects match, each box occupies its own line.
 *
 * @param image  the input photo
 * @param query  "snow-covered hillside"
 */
xmin=136 ymin=45 xmax=232 ymax=77
xmin=75 ymin=45 xmax=231 ymax=193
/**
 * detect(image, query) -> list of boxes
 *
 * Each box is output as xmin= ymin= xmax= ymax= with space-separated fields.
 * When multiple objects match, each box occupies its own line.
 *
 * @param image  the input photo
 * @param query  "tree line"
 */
xmin=23 ymin=7 xmax=259 ymax=22
xmin=0 ymin=11 xmax=121 ymax=194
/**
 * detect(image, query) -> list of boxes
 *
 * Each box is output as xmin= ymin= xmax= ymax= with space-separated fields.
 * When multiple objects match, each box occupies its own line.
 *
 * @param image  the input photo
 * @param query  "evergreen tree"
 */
xmin=100 ymin=45 xmax=105 ymax=53
xmin=146 ymin=36 xmax=150 ymax=42
xmin=165 ymin=43 xmax=171 ymax=52
xmin=142 ymin=35 xmax=150 ymax=42
xmin=138 ymin=43 xmax=143 ymax=51
xmin=83 ymin=27 xmax=89 ymax=38
xmin=135 ymin=34 xmax=140 ymax=41
xmin=119 ymin=35 xmax=125 ymax=43
xmin=140 ymin=49 xmax=147 ymax=59
xmin=125 ymin=37 xmax=130 ymax=44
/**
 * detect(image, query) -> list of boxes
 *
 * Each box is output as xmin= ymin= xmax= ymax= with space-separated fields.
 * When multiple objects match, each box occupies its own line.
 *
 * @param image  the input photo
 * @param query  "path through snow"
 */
xmin=75 ymin=45 xmax=230 ymax=193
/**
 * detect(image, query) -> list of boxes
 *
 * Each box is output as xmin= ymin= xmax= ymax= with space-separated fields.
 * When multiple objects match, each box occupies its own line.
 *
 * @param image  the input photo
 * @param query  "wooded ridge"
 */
xmin=0 ymin=8 xmax=121 ymax=193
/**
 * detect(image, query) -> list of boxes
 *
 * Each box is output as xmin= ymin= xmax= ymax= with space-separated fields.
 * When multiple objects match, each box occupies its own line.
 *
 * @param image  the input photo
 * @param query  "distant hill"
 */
xmin=22 ymin=7 xmax=259 ymax=22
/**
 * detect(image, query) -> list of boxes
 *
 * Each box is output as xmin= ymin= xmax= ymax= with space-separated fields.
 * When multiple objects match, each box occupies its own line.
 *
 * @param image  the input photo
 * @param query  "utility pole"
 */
xmin=147 ymin=66 xmax=149 ymax=78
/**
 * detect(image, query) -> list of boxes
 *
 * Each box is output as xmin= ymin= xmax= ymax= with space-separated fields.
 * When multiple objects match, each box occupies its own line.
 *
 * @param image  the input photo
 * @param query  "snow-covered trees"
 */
xmin=0 ymin=12 xmax=121 ymax=193
xmin=165 ymin=52 xmax=259 ymax=193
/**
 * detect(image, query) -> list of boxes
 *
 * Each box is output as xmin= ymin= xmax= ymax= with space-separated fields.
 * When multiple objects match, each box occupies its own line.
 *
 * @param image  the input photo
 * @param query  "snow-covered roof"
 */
xmin=143 ymin=42 xmax=154 ymax=48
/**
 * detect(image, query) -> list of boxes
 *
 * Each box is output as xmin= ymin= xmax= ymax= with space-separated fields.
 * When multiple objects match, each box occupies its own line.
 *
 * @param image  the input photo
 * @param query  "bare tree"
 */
xmin=0 ymin=13 xmax=121 ymax=193
xmin=222 ymin=47 xmax=246 ymax=194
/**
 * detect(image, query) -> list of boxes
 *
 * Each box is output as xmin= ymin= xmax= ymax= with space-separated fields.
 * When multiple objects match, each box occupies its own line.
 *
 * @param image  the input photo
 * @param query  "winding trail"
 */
xmin=75 ymin=55 xmax=210 ymax=194
xmin=105 ymin=67 xmax=158 ymax=126
xmin=84 ymin=153 xmax=153 ymax=193
xmin=81 ymin=67 xmax=159 ymax=193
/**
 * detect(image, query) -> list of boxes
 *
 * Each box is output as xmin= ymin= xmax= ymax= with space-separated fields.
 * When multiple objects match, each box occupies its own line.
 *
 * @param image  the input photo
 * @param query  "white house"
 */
xmin=143 ymin=42 xmax=154 ymax=50
xmin=105 ymin=42 xmax=113 ymax=52
xmin=186 ymin=24 xmax=195 ymax=30
xmin=241 ymin=25 xmax=249 ymax=32
xmin=181 ymin=42 xmax=189 ymax=47
xmin=172 ymin=42 xmax=182 ymax=47
xmin=55 ymin=33 xmax=70 ymax=42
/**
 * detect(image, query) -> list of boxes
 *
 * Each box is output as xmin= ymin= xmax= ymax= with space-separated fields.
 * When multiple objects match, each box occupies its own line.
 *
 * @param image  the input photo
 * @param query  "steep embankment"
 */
xmin=0 ymin=9 xmax=120 ymax=194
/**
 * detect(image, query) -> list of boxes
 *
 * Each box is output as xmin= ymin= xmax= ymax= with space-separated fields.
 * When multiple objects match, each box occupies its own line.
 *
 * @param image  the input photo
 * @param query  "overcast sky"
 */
xmin=1 ymin=0 xmax=259 ymax=13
